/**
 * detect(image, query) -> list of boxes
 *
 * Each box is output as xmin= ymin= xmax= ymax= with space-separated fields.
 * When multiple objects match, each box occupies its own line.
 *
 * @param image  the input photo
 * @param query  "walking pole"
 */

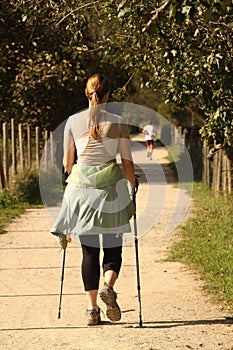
xmin=132 ymin=176 xmax=143 ymax=327
xmin=58 ymin=247 xmax=66 ymax=319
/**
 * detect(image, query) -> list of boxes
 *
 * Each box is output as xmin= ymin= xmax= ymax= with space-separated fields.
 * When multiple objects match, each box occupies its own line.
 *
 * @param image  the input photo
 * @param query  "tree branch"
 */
xmin=142 ymin=1 xmax=171 ymax=33
xmin=56 ymin=1 xmax=100 ymax=26
xmin=120 ymin=74 xmax=135 ymax=91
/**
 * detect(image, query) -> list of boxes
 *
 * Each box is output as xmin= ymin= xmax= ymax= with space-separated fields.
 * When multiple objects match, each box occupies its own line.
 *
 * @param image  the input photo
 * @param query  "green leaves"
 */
xmin=102 ymin=0 xmax=233 ymax=148
xmin=118 ymin=7 xmax=130 ymax=18
xmin=1 ymin=0 xmax=232 ymax=149
xmin=117 ymin=0 xmax=130 ymax=17
xmin=0 ymin=0 xmax=118 ymax=128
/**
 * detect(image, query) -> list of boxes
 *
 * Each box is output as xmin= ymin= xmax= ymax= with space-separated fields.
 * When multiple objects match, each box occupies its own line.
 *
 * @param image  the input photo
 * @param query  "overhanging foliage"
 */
xmin=0 ymin=1 xmax=232 ymax=150
xmin=101 ymin=0 xmax=233 ymax=148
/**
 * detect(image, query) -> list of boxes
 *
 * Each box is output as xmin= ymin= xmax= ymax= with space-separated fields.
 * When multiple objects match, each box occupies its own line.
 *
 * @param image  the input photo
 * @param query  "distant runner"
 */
xmin=143 ymin=120 xmax=156 ymax=160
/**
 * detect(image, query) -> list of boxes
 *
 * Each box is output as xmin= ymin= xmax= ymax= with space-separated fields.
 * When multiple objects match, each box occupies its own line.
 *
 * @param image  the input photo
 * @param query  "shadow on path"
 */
xmin=126 ymin=317 xmax=233 ymax=329
xmin=1 ymin=318 xmax=232 ymax=332
xmin=132 ymin=141 xmax=178 ymax=185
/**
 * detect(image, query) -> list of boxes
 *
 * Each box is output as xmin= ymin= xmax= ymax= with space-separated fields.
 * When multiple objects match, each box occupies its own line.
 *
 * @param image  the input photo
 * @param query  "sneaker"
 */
xmin=99 ymin=283 xmax=121 ymax=322
xmin=86 ymin=307 xmax=101 ymax=326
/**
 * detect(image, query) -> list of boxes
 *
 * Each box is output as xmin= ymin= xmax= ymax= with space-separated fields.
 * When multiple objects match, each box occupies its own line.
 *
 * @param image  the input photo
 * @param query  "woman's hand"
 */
xmin=66 ymin=234 xmax=72 ymax=243
xmin=57 ymin=233 xmax=72 ymax=250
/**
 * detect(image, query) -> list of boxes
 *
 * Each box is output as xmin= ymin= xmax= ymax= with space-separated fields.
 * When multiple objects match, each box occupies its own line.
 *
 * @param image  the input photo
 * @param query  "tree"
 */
xmin=100 ymin=0 xmax=233 ymax=150
xmin=1 ymin=0 xmax=232 ymax=152
xmin=0 ymin=0 xmax=129 ymax=128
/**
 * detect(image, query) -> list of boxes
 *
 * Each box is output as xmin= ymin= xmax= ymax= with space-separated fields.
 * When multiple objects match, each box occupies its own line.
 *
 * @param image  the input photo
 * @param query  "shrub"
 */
xmin=0 ymin=189 xmax=19 ymax=208
xmin=14 ymin=168 xmax=42 ymax=205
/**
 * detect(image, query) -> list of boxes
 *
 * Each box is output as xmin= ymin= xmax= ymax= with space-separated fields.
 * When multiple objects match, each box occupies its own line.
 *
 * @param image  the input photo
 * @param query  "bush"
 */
xmin=39 ymin=165 xmax=64 ymax=206
xmin=0 ymin=189 xmax=19 ymax=208
xmin=0 ymin=189 xmax=26 ymax=234
xmin=14 ymin=168 xmax=42 ymax=205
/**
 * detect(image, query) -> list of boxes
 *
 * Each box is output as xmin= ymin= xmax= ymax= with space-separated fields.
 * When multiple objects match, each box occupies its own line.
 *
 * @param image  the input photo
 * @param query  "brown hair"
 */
xmin=85 ymin=73 xmax=110 ymax=140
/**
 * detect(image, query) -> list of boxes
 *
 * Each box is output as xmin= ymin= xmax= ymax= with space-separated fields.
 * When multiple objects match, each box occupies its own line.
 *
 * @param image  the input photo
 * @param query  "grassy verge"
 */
xmin=169 ymin=182 xmax=233 ymax=311
xmin=0 ymin=190 xmax=27 ymax=234
xmin=0 ymin=166 xmax=64 ymax=234
xmin=0 ymin=168 xmax=43 ymax=234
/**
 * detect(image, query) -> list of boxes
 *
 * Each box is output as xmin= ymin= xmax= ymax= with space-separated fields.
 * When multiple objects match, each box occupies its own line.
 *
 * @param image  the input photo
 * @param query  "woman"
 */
xmin=51 ymin=73 xmax=135 ymax=325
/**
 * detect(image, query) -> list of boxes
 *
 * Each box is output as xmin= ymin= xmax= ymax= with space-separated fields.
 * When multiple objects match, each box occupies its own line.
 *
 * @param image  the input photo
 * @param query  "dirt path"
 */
xmin=0 ymin=138 xmax=232 ymax=350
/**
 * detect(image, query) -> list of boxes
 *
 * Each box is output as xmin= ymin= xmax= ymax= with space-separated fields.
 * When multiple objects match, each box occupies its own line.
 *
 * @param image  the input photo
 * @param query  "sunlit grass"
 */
xmin=169 ymin=182 xmax=233 ymax=311
xmin=0 ymin=190 xmax=26 ymax=234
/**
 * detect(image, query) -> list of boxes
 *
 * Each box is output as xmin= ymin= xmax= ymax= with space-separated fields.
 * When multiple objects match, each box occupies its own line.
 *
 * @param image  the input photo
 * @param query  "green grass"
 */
xmin=0 ymin=168 xmax=44 ymax=234
xmin=0 ymin=189 xmax=27 ymax=234
xmin=0 ymin=207 xmax=27 ymax=234
xmin=169 ymin=182 xmax=233 ymax=311
xmin=0 ymin=166 xmax=64 ymax=235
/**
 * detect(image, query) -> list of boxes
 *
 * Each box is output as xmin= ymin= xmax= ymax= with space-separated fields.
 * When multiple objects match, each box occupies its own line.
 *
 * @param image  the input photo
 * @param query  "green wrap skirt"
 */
xmin=51 ymin=161 xmax=135 ymax=240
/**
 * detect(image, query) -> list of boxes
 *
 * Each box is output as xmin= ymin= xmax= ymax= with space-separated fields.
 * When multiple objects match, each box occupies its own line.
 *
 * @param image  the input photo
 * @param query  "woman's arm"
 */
xmin=121 ymin=157 xmax=135 ymax=188
xmin=63 ymin=119 xmax=75 ymax=175
xmin=119 ymin=135 xmax=135 ymax=188
xmin=63 ymin=142 xmax=75 ymax=175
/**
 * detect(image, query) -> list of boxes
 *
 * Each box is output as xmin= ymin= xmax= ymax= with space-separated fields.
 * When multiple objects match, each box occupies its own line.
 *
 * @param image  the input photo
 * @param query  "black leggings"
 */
xmin=80 ymin=235 xmax=122 ymax=291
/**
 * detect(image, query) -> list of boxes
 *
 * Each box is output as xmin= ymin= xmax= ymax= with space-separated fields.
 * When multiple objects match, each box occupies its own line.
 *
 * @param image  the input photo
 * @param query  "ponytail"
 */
xmin=89 ymin=92 xmax=102 ymax=140
xmin=85 ymin=74 xmax=110 ymax=140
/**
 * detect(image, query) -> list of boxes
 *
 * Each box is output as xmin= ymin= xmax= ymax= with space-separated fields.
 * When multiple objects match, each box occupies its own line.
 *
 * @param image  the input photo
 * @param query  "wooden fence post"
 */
xmin=44 ymin=130 xmax=49 ymax=170
xmin=3 ymin=122 xmax=9 ymax=185
xmin=0 ymin=151 xmax=6 ymax=189
xmin=27 ymin=124 xmax=32 ymax=167
xmin=35 ymin=126 xmax=40 ymax=169
xmin=227 ymin=157 xmax=232 ymax=194
xmin=202 ymin=140 xmax=210 ymax=188
xmin=11 ymin=118 xmax=17 ymax=177
xmin=19 ymin=123 xmax=25 ymax=170
xmin=212 ymin=150 xmax=221 ymax=196
xmin=50 ymin=131 xmax=54 ymax=166
xmin=222 ymin=152 xmax=227 ymax=195
xmin=202 ymin=140 xmax=206 ymax=185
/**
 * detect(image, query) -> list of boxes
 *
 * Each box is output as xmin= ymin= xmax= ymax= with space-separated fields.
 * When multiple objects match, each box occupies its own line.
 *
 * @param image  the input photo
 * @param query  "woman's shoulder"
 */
xmin=105 ymin=112 xmax=127 ymax=125
xmin=63 ymin=109 xmax=89 ymax=137
xmin=67 ymin=109 xmax=89 ymax=126
xmin=68 ymin=109 xmax=89 ymax=121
